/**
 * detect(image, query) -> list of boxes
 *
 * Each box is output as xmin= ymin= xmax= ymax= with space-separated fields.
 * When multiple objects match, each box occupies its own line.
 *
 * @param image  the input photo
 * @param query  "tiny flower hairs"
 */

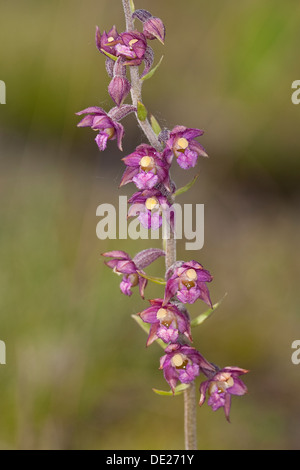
xmin=76 ymin=0 xmax=248 ymax=450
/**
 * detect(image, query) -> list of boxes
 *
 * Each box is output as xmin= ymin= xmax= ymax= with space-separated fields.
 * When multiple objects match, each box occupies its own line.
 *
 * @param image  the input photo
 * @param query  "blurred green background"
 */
xmin=0 ymin=0 xmax=300 ymax=449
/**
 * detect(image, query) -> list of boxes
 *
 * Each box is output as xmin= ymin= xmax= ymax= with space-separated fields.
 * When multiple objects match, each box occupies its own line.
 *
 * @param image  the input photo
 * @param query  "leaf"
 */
xmin=152 ymin=383 xmax=190 ymax=396
xmin=137 ymin=101 xmax=148 ymax=122
xmin=150 ymin=115 xmax=162 ymax=136
xmin=129 ymin=0 xmax=135 ymax=13
xmin=137 ymin=271 xmax=166 ymax=285
xmin=174 ymin=174 xmax=199 ymax=198
xmin=131 ymin=315 xmax=166 ymax=349
xmin=190 ymin=293 xmax=227 ymax=328
xmin=141 ymin=55 xmax=164 ymax=81
xmin=100 ymin=49 xmax=118 ymax=62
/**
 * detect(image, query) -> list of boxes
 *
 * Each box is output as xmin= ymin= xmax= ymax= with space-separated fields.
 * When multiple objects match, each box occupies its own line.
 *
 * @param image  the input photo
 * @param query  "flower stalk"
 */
xmin=122 ymin=0 xmax=197 ymax=448
xmin=77 ymin=0 xmax=248 ymax=451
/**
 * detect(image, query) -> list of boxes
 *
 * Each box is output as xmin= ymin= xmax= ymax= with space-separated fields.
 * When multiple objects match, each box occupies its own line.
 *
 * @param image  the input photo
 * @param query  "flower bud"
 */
xmin=108 ymin=76 xmax=131 ymax=107
xmin=143 ymin=17 xmax=166 ymax=44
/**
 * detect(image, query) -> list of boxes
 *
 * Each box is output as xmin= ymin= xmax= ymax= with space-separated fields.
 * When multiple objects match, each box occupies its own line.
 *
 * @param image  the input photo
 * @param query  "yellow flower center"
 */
xmin=145 ymin=197 xmax=159 ymax=211
xmin=107 ymin=36 xmax=115 ymax=43
xmin=140 ymin=156 xmax=155 ymax=172
xmin=105 ymin=127 xmax=115 ymax=139
xmin=156 ymin=308 xmax=168 ymax=320
xmin=186 ymin=269 xmax=197 ymax=281
xmin=171 ymin=353 xmax=184 ymax=368
xmin=129 ymin=39 xmax=139 ymax=47
xmin=177 ymin=137 xmax=189 ymax=150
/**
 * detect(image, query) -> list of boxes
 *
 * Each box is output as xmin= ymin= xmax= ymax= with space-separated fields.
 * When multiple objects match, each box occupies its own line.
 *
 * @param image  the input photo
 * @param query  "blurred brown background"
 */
xmin=0 ymin=0 xmax=299 ymax=449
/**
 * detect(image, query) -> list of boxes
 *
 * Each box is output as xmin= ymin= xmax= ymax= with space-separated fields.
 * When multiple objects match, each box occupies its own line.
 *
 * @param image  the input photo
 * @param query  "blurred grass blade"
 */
xmin=141 ymin=56 xmax=164 ymax=81
xmin=153 ymin=383 xmax=190 ymax=396
xmin=137 ymin=101 xmax=148 ymax=122
xmin=137 ymin=271 xmax=166 ymax=285
xmin=150 ymin=114 xmax=162 ymax=136
xmin=190 ymin=293 xmax=227 ymax=328
xmin=131 ymin=315 xmax=166 ymax=349
xmin=100 ymin=49 xmax=117 ymax=61
xmin=129 ymin=0 xmax=135 ymax=13
xmin=174 ymin=174 xmax=199 ymax=198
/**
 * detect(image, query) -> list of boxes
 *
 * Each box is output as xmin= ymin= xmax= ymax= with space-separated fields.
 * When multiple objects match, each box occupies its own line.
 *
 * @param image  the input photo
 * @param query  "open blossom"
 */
xmin=165 ymin=126 xmax=208 ymax=170
xmin=95 ymin=25 xmax=120 ymax=58
xmin=160 ymin=344 xmax=215 ymax=393
xmin=128 ymin=189 xmax=171 ymax=230
xmin=138 ymin=299 xmax=192 ymax=346
xmin=102 ymin=249 xmax=165 ymax=298
xmin=116 ymin=31 xmax=148 ymax=66
xmin=76 ymin=106 xmax=124 ymax=151
xmin=199 ymin=366 xmax=248 ymax=422
xmin=164 ymin=261 xmax=213 ymax=306
xmin=120 ymin=144 xmax=170 ymax=191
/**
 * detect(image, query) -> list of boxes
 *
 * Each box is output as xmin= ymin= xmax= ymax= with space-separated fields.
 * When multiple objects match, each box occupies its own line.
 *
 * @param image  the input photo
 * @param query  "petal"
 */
xmin=199 ymin=380 xmax=209 ymax=406
xmin=76 ymin=106 xmax=106 ymax=116
xmin=163 ymin=278 xmax=179 ymax=305
xmin=116 ymin=259 xmax=137 ymax=274
xmin=139 ymin=306 xmax=160 ymax=323
xmin=138 ymin=275 xmax=148 ymax=299
xmin=228 ymin=378 xmax=248 ymax=396
xmin=197 ymin=282 xmax=213 ymax=307
xmin=146 ymin=323 xmax=160 ymax=347
xmin=77 ymin=115 xmax=94 ymax=127
xmin=122 ymin=154 xmax=142 ymax=167
xmin=119 ymin=167 xmax=139 ymax=187
xmin=114 ymin=122 xmax=125 ymax=151
xmin=224 ymin=393 xmax=232 ymax=422
xmin=102 ymin=250 xmax=130 ymax=259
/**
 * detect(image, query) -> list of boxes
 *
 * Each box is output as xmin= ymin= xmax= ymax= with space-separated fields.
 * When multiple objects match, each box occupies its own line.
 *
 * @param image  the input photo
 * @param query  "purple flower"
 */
xmin=199 ymin=366 xmax=248 ymax=422
xmin=115 ymin=31 xmax=147 ymax=66
xmin=164 ymin=261 xmax=213 ymax=306
xmin=165 ymin=126 xmax=208 ymax=169
xmin=138 ymin=299 xmax=192 ymax=346
xmin=128 ymin=189 xmax=171 ymax=230
xmin=95 ymin=25 xmax=120 ymax=58
xmin=160 ymin=344 xmax=214 ymax=393
xmin=76 ymin=106 xmax=124 ymax=151
xmin=102 ymin=249 xmax=165 ymax=298
xmin=120 ymin=144 xmax=170 ymax=191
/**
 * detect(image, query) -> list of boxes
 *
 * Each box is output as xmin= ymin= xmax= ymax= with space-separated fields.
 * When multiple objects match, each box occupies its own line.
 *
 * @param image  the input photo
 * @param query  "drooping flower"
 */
xmin=138 ymin=299 xmax=192 ymax=346
xmin=199 ymin=366 xmax=248 ymax=422
xmin=76 ymin=106 xmax=124 ymax=151
xmin=128 ymin=189 xmax=171 ymax=230
xmin=164 ymin=260 xmax=213 ymax=306
xmin=165 ymin=126 xmax=208 ymax=170
xmin=160 ymin=344 xmax=214 ymax=393
xmin=120 ymin=144 xmax=170 ymax=191
xmin=102 ymin=248 xmax=165 ymax=298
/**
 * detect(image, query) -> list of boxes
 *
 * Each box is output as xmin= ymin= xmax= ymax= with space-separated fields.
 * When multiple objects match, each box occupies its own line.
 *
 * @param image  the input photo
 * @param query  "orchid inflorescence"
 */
xmin=77 ymin=2 xmax=248 ymax=425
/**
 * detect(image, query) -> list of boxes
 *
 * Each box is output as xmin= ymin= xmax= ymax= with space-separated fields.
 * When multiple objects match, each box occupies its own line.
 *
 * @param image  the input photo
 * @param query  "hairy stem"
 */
xmin=122 ymin=0 xmax=197 ymax=450
xmin=122 ymin=0 xmax=163 ymax=151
